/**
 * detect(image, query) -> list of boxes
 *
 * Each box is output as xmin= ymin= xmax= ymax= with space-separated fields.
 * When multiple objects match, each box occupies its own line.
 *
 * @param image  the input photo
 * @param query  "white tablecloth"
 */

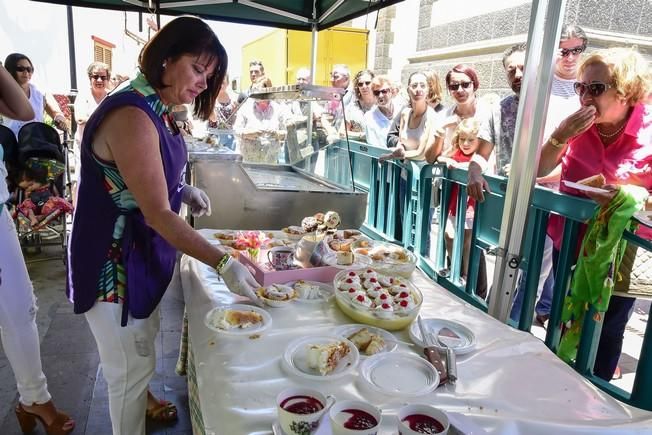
xmin=180 ymin=232 xmax=652 ymax=435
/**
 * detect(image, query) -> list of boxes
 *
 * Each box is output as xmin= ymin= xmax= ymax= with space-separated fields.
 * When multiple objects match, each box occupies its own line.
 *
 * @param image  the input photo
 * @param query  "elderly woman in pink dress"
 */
xmin=538 ymin=47 xmax=651 ymax=381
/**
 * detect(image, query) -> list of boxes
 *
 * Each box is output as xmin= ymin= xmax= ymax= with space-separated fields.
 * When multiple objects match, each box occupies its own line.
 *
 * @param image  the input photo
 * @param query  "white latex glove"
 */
xmin=220 ymin=257 xmax=262 ymax=306
xmin=182 ymin=185 xmax=211 ymax=217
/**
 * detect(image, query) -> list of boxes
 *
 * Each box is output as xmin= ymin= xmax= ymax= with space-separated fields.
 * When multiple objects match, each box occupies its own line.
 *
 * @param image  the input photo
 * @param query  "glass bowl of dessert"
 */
xmin=351 ymin=240 xmax=417 ymax=278
xmin=333 ymin=268 xmax=422 ymax=331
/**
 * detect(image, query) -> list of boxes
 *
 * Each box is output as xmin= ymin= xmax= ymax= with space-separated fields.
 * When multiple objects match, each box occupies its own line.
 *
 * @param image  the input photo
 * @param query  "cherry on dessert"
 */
xmin=348 ymin=271 xmax=357 ymax=277
xmin=369 ymin=277 xmax=377 ymax=283
xmin=381 ymin=303 xmax=391 ymax=309
xmin=400 ymin=300 xmax=409 ymax=307
xmin=356 ymin=295 xmax=365 ymax=302
xmin=345 ymin=278 xmax=354 ymax=284
xmin=379 ymin=293 xmax=388 ymax=300
xmin=348 ymin=288 xmax=356 ymax=293
xmin=399 ymin=291 xmax=409 ymax=298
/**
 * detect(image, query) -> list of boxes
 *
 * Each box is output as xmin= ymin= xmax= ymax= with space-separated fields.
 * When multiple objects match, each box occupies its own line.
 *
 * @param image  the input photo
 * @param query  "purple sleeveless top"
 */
xmin=67 ymin=90 xmax=187 ymax=326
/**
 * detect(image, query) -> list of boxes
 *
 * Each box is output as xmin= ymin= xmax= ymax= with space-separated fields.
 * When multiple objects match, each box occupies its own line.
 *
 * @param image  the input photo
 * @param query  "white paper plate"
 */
xmin=204 ymin=304 xmax=272 ymax=336
xmin=333 ymin=324 xmax=398 ymax=357
xmin=562 ymin=180 xmax=609 ymax=194
xmin=284 ymin=280 xmax=334 ymax=303
xmin=409 ymin=318 xmax=476 ymax=355
xmin=359 ymin=352 xmax=440 ymax=397
xmin=282 ymin=335 xmax=359 ymax=381
xmin=322 ymin=252 xmax=372 ymax=269
xmin=634 ymin=211 xmax=652 ymax=228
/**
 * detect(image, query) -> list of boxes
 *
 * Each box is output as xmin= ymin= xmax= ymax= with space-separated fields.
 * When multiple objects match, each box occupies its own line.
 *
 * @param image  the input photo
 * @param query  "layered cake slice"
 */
xmin=307 ymin=341 xmax=351 ymax=375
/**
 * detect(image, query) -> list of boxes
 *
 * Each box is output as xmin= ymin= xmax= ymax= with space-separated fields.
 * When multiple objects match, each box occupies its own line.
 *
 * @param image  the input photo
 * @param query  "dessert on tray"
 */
xmin=347 ymin=327 xmax=386 ymax=356
xmin=256 ymin=284 xmax=298 ymax=306
xmin=306 ymin=341 xmax=351 ymax=375
xmin=208 ymin=309 xmax=263 ymax=330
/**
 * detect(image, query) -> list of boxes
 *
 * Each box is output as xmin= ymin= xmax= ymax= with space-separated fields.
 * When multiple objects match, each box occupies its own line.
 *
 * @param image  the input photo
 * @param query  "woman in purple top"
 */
xmin=68 ymin=17 xmax=260 ymax=434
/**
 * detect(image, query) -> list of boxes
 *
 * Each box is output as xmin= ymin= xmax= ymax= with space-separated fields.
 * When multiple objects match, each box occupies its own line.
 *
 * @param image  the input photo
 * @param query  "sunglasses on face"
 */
xmin=357 ymin=81 xmax=371 ymax=87
xmin=373 ymin=88 xmax=391 ymax=97
xmin=91 ymin=75 xmax=108 ymax=81
xmin=448 ymin=81 xmax=472 ymax=91
xmin=16 ymin=66 xmax=33 ymax=73
xmin=560 ymin=46 xmax=585 ymax=57
xmin=573 ymin=81 xmax=613 ymax=97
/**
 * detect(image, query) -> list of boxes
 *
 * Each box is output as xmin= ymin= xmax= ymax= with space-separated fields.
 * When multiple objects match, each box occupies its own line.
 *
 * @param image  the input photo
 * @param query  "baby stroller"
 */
xmin=6 ymin=121 xmax=72 ymax=259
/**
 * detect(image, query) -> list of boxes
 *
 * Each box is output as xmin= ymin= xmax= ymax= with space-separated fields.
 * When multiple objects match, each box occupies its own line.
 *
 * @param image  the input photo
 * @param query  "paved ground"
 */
xmin=0 ymin=245 xmax=191 ymax=435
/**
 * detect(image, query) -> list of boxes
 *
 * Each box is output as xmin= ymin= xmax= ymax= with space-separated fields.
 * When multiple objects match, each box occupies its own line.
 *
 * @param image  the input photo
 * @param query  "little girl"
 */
xmin=16 ymin=165 xmax=73 ymax=228
xmin=439 ymin=118 xmax=481 ymax=284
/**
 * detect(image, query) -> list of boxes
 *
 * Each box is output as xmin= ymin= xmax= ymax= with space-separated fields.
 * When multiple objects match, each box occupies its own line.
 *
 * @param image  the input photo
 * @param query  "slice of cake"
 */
xmin=364 ymin=335 xmax=386 ymax=355
xmin=219 ymin=309 xmax=263 ymax=329
xmin=306 ymin=341 xmax=351 ymax=375
xmin=577 ymin=173 xmax=606 ymax=188
xmin=336 ymin=251 xmax=353 ymax=265
xmin=347 ymin=328 xmax=374 ymax=350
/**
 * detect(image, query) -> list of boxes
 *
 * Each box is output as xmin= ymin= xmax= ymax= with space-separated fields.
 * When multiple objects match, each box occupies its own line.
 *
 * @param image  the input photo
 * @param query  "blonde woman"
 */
xmin=539 ymin=47 xmax=651 ymax=381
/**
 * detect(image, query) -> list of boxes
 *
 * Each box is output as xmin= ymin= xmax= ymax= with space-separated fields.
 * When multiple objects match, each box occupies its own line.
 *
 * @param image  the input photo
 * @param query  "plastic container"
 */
xmin=333 ymin=269 xmax=422 ymax=331
xmin=351 ymin=240 xmax=417 ymax=278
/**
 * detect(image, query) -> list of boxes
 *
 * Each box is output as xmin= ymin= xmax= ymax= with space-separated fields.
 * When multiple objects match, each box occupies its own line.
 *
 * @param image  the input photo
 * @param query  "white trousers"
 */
xmin=0 ymin=208 xmax=51 ymax=405
xmin=85 ymin=302 xmax=160 ymax=435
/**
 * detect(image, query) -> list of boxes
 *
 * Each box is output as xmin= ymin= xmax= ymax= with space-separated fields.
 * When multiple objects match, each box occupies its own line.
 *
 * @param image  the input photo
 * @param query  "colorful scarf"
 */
xmin=558 ymin=185 xmax=648 ymax=363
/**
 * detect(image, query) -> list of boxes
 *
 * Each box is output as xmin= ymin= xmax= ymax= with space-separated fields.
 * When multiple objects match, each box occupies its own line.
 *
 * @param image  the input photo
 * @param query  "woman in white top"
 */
xmin=343 ymin=69 xmax=376 ymax=140
xmin=0 ymin=64 xmax=75 ymax=434
xmin=380 ymin=71 xmax=439 ymax=163
xmin=73 ymin=62 xmax=111 ymax=190
xmin=380 ymin=72 xmax=440 ymax=234
xmin=2 ymin=53 xmax=68 ymax=137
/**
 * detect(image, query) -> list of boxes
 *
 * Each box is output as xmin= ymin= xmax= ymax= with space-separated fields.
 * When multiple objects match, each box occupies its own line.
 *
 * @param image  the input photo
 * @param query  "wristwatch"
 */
xmin=549 ymin=136 xmax=565 ymax=149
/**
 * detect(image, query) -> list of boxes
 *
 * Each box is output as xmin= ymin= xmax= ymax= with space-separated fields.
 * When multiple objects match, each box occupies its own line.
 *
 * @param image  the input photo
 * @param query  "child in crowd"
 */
xmin=439 ymin=118 xmax=481 ymax=284
xmin=15 ymin=164 xmax=73 ymax=228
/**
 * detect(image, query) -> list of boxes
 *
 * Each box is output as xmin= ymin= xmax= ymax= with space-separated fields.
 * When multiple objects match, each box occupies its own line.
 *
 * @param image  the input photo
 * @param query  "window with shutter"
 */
xmin=91 ymin=36 xmax=115 ymax=71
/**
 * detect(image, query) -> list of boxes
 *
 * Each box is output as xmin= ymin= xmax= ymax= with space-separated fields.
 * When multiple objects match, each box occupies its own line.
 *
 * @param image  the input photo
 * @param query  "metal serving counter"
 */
xmin=188 ymin=148 xmax=366 ymax=230
xmin=187 ymin=84 xmax=366 ymax=231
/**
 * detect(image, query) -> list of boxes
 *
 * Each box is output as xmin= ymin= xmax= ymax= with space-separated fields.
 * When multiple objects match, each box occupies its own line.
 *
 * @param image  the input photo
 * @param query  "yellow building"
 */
xmin=241 ymin=26 xmax=369 ymax=88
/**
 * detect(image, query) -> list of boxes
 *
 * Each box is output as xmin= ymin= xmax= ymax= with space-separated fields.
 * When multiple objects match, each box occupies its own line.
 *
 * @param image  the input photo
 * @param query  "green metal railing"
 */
xmin=325 ymin=140 xmax=652 ymax=411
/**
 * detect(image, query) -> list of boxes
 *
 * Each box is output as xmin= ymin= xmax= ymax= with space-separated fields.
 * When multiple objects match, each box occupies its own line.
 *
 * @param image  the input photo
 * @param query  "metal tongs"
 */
xmin=417 ymin=316 xmax=457 ymax=385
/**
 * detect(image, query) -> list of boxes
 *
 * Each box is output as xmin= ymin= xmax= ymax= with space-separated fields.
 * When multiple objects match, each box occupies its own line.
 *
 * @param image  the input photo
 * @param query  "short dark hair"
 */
xmin=445 ymin=64 xmax=480 ymax=91
xmin=560 ymin=24 xmax=588 ymax=48
xmin=4 ymin=53 xmax=33 ymax=81
xmin=502 ymin=43 xmax=527 ymax=67
xmin=139 ymin=16 xmax=227 ymax=120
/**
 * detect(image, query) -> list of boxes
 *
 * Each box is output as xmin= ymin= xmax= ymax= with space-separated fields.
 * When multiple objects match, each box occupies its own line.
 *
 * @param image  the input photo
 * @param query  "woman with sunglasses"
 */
xmin=72 ymin=62 xmax=111 ymax=194
xmin=2 ymin=53 xmax=68 ymax=137
xmin=342 ymin=69 xmax=376 ymax=141
xmin=430 ymin=64 xmax=485 ymax=159
xmin=0 ymin=63 xmax=75 ymax=435
xmin=539 ymin=47 xmax=651 ymax=381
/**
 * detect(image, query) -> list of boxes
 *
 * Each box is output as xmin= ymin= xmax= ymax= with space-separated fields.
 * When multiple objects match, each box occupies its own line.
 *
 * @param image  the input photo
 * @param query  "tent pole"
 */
xmin=66 ymin=5 xmax=78 ymax=94
xmin=488 ymin=0 xmax=566 ymax=321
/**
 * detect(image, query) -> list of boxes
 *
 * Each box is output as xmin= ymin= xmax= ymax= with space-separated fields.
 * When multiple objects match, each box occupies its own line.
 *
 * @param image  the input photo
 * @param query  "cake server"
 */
xmin=417 ymin=316 xmax=448 ymax=385
xmin=437 ymin=328 xmax=458 ymax=384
